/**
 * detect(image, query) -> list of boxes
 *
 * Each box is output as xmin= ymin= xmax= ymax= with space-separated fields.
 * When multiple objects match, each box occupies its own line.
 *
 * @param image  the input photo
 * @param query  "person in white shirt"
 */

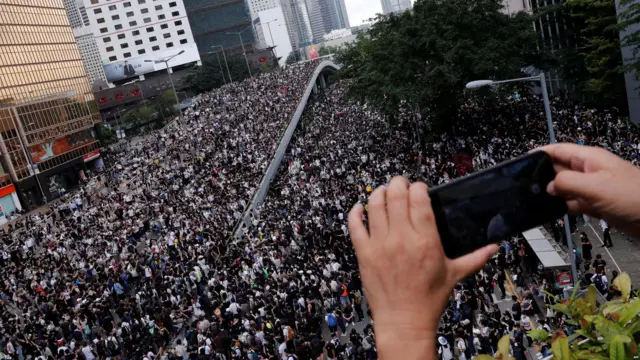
xmin=600 ymin=219 xmax=613 ymax=247
xmin=81 ymin=344 xmax=96 ymax=360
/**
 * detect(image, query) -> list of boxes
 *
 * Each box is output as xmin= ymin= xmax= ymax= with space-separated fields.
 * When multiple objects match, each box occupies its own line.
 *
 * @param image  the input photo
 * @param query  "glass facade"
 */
xmin=0 ymin=0 xmax=101 ymax=202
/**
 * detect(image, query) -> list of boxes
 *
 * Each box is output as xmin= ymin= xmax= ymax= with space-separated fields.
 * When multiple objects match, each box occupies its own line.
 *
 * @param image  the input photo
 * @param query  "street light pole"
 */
xmin=227 ymin=27 xmax=253 ymax=77
xmin=145 ymin=50 xmax=185 ymax=121
xmin=215 ymin=51 xmax=227 ymax=84
xmin=212 ymin=45 xmax=233 ymax=83
xmin=466 ymin=72 xmax=579 ymax=288
xmin=266 ymin=19 xmax=278 ymax=58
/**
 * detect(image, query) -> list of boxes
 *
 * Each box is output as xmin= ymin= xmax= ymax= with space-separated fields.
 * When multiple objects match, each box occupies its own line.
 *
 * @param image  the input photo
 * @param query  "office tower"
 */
xmin=281 ymin=0 xmax=313 ymax=51
xmin=321 ymin=0 xmax=349 ymax=31
xmin=380 ymin=0 xmax=412 ymax=15
xmin=63 ymin=0 xmax=107 ymax=85
xmin=183 ymin=0 xmax=255 ymax=55
xmin=82 ymin=0 xmax=201 ymax=84
xmin=0 ymin=0 xmax=103 ymax=210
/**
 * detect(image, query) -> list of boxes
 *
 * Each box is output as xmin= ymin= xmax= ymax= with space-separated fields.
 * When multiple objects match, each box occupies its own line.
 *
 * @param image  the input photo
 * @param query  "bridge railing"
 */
xmin=232 ymin=60 xmax=340 ymax=240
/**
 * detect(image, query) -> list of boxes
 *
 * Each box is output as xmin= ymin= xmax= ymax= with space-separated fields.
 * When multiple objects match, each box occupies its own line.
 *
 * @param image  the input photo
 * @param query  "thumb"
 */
xmin=550 ymin=170 xmax=603 ymax=202
xmin=448 ymin=244 xmax=499 ymax=283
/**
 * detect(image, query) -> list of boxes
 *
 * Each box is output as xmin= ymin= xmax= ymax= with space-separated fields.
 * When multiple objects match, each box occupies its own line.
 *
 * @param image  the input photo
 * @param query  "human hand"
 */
xmin=348 ymin=177 xmax=499 ymax=360
xmin=540 ymin=143 xmax=640 ymax=238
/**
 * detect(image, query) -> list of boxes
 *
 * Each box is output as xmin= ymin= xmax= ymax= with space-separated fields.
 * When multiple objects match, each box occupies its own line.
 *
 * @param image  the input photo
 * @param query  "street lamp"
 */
xmin=145 ymin=50 xmax=185 ymax=120
xmin=227 ymin=26 xmax=253 ymax=77
xmin=466 ymin=72 xmax=579 ymax=288
xmin=265 ymin=18 xmax=279 ymax=59
xmin=212 ymin=45 xmax=232 ymax=83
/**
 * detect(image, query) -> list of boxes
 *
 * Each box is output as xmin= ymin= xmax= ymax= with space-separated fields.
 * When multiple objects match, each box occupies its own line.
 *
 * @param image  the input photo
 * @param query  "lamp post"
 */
xmin=265 ymin=19 xmax=278 ymax=58
xmin=212 ymin=45 xmax=232 ymax=83
xmin=466 ymin=72 xmax=579 ymax=288
xmin=145 ymin=50 xmax=185 ymax=120
xmin=227 ymin=26 xmax=253 ymax=77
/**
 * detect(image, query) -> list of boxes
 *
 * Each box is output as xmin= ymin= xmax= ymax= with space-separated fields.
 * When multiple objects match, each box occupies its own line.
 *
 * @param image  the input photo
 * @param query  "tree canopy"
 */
xmin=335 ymin=0 xmax=544 ymax=129
xmin=185 ymin=56 xmax=252 ymax=93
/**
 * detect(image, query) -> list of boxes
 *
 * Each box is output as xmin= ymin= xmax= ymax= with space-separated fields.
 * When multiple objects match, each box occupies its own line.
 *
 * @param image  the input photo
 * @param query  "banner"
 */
xmin=30 ymin=130 xmax=96 ymax=163
xmin=103 ymin=43 xmax=200 ymax=82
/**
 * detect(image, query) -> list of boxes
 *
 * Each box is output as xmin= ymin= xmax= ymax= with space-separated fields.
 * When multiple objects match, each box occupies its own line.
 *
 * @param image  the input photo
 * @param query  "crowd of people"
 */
xmin=0 ymin=58 xmax=638 ymax=360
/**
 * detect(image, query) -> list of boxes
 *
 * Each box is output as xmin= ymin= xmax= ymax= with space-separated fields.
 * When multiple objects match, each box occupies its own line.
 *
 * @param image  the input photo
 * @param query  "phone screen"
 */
xmin=429 ymin=151 xmax=567 ymax=259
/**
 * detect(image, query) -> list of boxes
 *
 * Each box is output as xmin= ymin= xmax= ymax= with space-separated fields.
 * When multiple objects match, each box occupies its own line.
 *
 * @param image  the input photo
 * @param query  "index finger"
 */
xmin=537 ymin=143 xmax=611 ymax=172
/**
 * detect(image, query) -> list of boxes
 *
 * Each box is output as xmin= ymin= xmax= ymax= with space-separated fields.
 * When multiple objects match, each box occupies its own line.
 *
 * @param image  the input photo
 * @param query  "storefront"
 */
xmin=0 ymin=184 xmax=22 ymax=225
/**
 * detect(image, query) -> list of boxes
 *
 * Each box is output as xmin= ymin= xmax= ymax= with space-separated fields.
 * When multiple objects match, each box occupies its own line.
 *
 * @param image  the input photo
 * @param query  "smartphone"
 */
xmin=428 ymin=151 xmax=567 ymax=259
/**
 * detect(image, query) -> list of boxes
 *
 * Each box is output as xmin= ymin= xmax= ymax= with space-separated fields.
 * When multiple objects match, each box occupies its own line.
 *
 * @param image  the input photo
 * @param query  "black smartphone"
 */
xmin=428 ymin=151 xmax=567 ymax=259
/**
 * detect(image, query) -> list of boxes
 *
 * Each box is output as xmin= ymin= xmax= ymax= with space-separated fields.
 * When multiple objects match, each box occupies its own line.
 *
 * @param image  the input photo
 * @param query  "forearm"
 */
xmin=375 ymin=330 xmax=437 ymax=360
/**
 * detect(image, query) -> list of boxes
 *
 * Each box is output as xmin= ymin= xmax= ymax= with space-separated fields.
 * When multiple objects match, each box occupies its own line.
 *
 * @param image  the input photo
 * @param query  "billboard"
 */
xmin=104 ymin=43 xmax=200 ymax=82
xmin=29 ymin=129 xmax=97 ymax=163
xmin=306 ymin=45 xmax=319 ymax=60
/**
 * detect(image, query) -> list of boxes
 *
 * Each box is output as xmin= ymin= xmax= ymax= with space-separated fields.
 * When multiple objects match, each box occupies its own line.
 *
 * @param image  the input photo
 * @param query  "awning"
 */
xmin=522 ymin=227 xmax=569 ymax=268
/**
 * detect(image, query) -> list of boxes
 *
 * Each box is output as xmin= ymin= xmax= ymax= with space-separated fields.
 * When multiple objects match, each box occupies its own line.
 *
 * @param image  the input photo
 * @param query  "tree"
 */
xmin=319 ymin=46 xmax=340 ymax=57
xmin=96 ymin=124 xmax=116 ymax=145
xmin=185 ymin=56 xmax=252 ymax=93
xmin=554 ymin=0 xmax=626 ymax=108
xmin=123 ymin=110 xmax=141 ymax=125
xmin=286 ymin=52 xmax=297 ymax=65
xmin=138 ymin=106 xmax=155 ymax=122
xmin=336 ymin=0 xmax=544 ymax=130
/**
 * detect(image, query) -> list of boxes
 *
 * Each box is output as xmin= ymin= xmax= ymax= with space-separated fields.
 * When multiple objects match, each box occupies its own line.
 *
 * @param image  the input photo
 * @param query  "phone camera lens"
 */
xmin=531 ymin=184 xmax=541 ymax=195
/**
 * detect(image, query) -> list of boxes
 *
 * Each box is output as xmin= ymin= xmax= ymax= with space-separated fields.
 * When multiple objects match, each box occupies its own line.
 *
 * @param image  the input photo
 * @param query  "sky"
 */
xmin=345 ymin=0 xmax=416 ymax=26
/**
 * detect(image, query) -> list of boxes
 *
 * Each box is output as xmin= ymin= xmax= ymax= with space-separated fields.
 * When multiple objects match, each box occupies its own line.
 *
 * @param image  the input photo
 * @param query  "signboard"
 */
xmin=83 ymin=150 xmax=101 ymax=162
xmin=306 ymin=45 xmax=319 ymax=60
xmin=103 ymin=43 xmax=200 ymax=82
xmin=29 ymin=130 xmax=97 ymax=163
xmin=557 ymin=271 xmax=572 ymax=287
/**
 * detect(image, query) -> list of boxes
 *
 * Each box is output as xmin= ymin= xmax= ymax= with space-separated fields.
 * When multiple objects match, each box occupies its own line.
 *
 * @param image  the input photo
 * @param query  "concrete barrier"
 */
xmin=233 ymin=60 xmax=340 ymax=240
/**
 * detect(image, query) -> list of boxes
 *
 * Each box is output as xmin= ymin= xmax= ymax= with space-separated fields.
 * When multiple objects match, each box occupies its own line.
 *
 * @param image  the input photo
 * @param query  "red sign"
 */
xmin=83 ymin=150 xmax=101 ymax=162
xmin=115 ymin=92 xmax=125 ymax=100
xmin=98 ymin=97 xmax=108 ymax=105
xmin=131 ymin=88 xmax=141 ymax=97
xmin=557 ymin=272 xmax=572 ymax=286
xmin=259 ymin=56 xmax=268 ymax=63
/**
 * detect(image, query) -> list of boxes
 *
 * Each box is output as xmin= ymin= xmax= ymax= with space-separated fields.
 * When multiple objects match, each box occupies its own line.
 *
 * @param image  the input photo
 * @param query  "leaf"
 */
xmin=496 ymin=335 xmax=510 ymax=358
xmin=616 ymin=298 xmax=640 ymax=325
xmin=587 ymin=285 xmax=597 ymax=311
xmin=552 ymin=336 xmax=571 ymax=360
xmin=613 ymin=273 xmax=632 ymax=302
xmin=528 ymin=329 xmax=550 ymax=342
xmin=609 ymin=336 xmax=626 ymax=360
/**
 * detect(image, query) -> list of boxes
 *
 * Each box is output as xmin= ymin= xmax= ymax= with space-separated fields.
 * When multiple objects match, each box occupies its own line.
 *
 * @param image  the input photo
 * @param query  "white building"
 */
xmin=503 ymin=0 xmax=531 ymax=14
xmin=380 ymin=0 xmax=412 ymax=15
xmin=323 ymin=28 xmax=351 ymax=41
xmin=82 ymin=0 xmax=201 ymax=83
xmin=259 ymin=7 xmax=293 ymax=66
xmin=73 ymin=27 xmax=108 ymax=84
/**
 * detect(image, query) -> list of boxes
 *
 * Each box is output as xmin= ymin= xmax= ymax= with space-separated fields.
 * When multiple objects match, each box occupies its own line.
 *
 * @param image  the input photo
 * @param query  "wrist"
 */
xmin=374 ymin=324 xmax=438 ymax=360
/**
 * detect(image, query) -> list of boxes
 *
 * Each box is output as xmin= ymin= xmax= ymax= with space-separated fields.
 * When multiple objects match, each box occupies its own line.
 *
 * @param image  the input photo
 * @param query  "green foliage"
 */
xmin=619 ymin=0 xmax=640 ymax=89
xmin=153 ymin=90 xmax=177 ymax=118
xmin=335 ymin=0 xmax=544 ymax=130
xmin=556 ymin=0 xmax=626 ymax=107
xmin=318 ymin=46 xmax=340 ymax=57
xmin=138 ymin=106 xmax=155 ymax=121
xmin=286 ymin=52 xmax=297 ymax=65
xmin=185 ymin=56 xmax=252 ymax=93
xmin=123 ymin=110 xmax=141 ymax=125
xmin=96 ymin=124 xmax=116 ymax=145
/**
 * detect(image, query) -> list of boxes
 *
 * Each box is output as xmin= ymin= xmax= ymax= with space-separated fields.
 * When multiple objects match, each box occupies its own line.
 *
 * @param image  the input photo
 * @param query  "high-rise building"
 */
xmin=321 ymin=0 xmax=349 ymax=31
xmin=0 ymin=0 xmax=103 ymax=210
xmin=247 ymin=0 xmax=278 ymax=49
xmin=82 ymin=0 xmax=201 ymax=84
xmin=380 ymin=0 xmax=412 ymax=15
xmin=281 ymin=0 xmax=313 ymax=52
xmin=183 ymin=0 xmax=255 ymax=55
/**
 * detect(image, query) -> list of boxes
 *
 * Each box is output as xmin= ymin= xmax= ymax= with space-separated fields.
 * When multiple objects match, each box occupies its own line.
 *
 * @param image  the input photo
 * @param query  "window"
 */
xmin=169 ymin=1 xmax=177 ymax=6
xmin=109 ymin=56 xmax=117 ymax=61
xmin=144 ymin=17 xmax=151 ymax=23
xmin=100 ymin=27 xmax=108 ymax=33
xmin=174 ymin=20 xmax=182 ymax=26
xmin=123 ymin=1 xmax=131 ymax=7
xmin=166 ymin=42 xmax=173 ymax=48
xmin=90 ymin=0 xmax=99 ymax=4
xmin=149 ymin=36 xmax=157 ymax=42
xmin=135 ymin=39 xmax=143 ymax=45
xmin=146 ymin=27 xmax=154 ymax=32
xmin=108 ymin=4 xmax=116 ymax=10
xmin=117 ymin=33 xmax=126 ymax=39
xmin=114 ymin=24 xmax=123 ymax=30
xmin=163 ymin=33 xmax=171 ymax=39
xmin=103 ymin=37 xmax=111 ymax=43
xmin=111 ymin=14 xmax=120 ymax=20
xmin=160 ymin=23 xmax=168 ymax=29
xmin=171 ymin=11 xmax=179 ymax=16
xmin=141 ymin=8 xmax=149 ymax=13
xmin=180 ymin=39 xmax=188 ymax=44
xmin=97 ymin=18 xmax=105 ymax=23
xmin=138 ymin=0 xmax=146 ymax=3
xmin=106 ymin=46 xmax=114 ymax=52
xmin=93 ymin=8 xmax=102 ymax=14
xmin=155 ymin=5 xmax=163 ymax=10
xmin=138 ymin=49 xmax=146 ymax=55
xmin=152 ymin=45 xmax=160 ymax=51
xmin=133 ymin=30 xmax=140 ymax=36
xmin=158 ymin=14 xmax=166 ymax=20
xmin=121 ymin=43 xmax=129 ymax=49
xmin=126 ymin=11 xmax=134 ymax=17
xmin=129 ymin=21 xmax=137 ymax=26
xmin=177 ymin=29 xmax=185 ymax=35
xmin=124 ymin=52 xmax=131 ymax=58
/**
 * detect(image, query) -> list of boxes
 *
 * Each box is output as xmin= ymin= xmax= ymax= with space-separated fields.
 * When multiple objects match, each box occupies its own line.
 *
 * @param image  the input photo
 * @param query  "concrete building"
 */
xmin=321 ymin=0 xmax=350 ymax=31
xmin=0 ymin=0 xmax=103 ymax=210
xmin=183 ymin=0 xmax=255 ymax=56
xmin=247 ymin=0 xmax=278 ymax=48
xmin=502 ymin=0 xmax=531 ymax=15
xmin=73 ymin=26 xmax=108 ymax=85
xmin=281 ymin=0 xmax=314 ymax=52
xmin=380 ymin=0 xmax=412 ymax=15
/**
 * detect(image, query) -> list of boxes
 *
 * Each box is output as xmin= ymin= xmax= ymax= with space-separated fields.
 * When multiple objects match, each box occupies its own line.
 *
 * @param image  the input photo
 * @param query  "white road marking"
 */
xmin=587 ymin=222 xmax=622 ymax=273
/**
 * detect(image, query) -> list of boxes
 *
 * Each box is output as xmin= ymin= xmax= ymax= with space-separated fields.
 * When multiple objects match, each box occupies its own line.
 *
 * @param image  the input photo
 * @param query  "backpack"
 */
xmin=593 ymin=275 xmax=606 ymax=293
xmin=327 ymin=313 xmax=337 ymax=327
xmin=107 ymin=338 xmax=118 ymax=352
xmin=362 ymin=336 xmax=372 ymax=351
xmin=452 ymin=310 xmax=462 ymax=322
